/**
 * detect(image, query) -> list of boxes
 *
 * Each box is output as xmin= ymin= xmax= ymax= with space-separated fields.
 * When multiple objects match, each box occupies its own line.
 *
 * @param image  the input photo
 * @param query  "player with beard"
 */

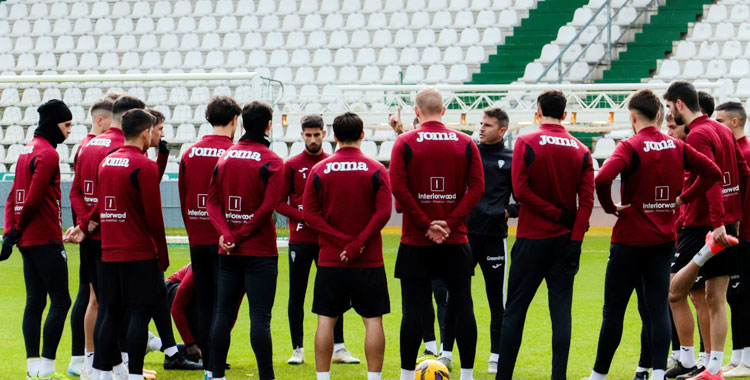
xmin=665 ymin=81 xmax=749 ymax=380
xmin=277 ymin=114 xmax=359 ymax=366
xmin=714 ymin=102 xmax=750 ymax=378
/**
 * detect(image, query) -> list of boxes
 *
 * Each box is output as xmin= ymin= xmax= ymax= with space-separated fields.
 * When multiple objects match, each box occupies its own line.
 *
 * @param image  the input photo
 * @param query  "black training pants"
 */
xmin=497 ymin=235 xmax=577 ymax=380
xmin=210 ymin=255 xmax=277 ymax=380
xmin=287 ymin=244 xmax=343 ymax=349
xmin=71 ymin=248 xmax=89 ymax=357
xmin=421 ymin=279 xmax=448 ymax=346
xmin=152 ymin=273 xmax=177 ymax=351
xmin=20 ymin=244 xmax=71 ymax=359
xmin=190 ymin=245 xmax=219 ymax=370
xmin=593 ymin=242 xmax=672 ymax=374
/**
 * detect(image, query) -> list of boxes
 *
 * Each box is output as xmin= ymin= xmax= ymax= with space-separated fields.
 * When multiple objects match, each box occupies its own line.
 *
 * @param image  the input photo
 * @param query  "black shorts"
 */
xmin=673 ymin=225 xmax=739 ymax=285
xmin=98 ymin=259 xmax=163 ymax=306
xmin=729 ymin=241 xmax=750 ymax=294
xmin=81 ymin=239 xmax=102 ymax=295
xmin=394 ymin=243 xmax=474 ymax=280
xmin=312 ymin=266 xmax=390 ymax=318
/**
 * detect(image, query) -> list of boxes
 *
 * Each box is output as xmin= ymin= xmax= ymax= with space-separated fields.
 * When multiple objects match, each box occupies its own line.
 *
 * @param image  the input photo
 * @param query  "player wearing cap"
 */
xmin=665 ymin=81 xmax=750 ymax=380
xmin=498 ymin=90 xmax=595 ymax=380
xmin=178 ymin=96 xmax=241 ymax=379
xmin=585 ymin=89 xmax=722 ymax=380
xmin=206 ymin=100 xmax=284 ymax=380
xmin=303 ymin=112 xmax=392 ymax=380
xmin=276 ymin=114 xmax=359 ymax=366
xmin=1 ymin=99 xmax=72 ymax=380
xmin=391 ymin=87 xmax=485 ymax=380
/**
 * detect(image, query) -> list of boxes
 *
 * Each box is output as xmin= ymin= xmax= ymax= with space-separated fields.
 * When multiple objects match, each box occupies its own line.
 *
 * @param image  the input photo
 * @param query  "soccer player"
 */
xmin=699 ymin=91 xmax=715 ymax=118
xmin=68 ymin=95 xmax=144 ymax=380
xmin=206 ymin=100 xmax=284 ymax=380
xmin=664 ymin=81 xmax=750 ymax=380
xmin=178 ymin=95 xmax=241 ymax=379
xmin=456 ymin=107 xmax=518 ymax=374
xmin=0 ymin=99 xmax=72 ymax=380
xmin=303 ymin=112 xmax=392 ymax=380
xmin=276 ymin=114 xmax=359 ymax=365
xmin=585 ymin=89 xmax=722 ymax=380
xmin=390 ymin=87 xmax=484 ymax=380
xmin=68 ymin=97 xmax=114 ymax=377
xmin=70 ymin=108 xmax=170 ymax=380
xmin=498 ymin=90 xmax=595 ymax=380
xmin=714 ymin=102 xmax=750 ymax=377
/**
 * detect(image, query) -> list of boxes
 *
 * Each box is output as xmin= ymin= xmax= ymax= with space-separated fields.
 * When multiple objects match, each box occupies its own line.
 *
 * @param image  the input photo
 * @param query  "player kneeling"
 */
xmin=303 ymin=112 xmax=393 ymax=380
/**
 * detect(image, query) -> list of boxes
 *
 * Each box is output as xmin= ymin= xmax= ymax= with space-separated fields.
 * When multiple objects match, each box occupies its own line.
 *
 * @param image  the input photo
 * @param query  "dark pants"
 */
xmin=593 ymin=242 xmax=672 ymax=374
xmin=421 ymin=279 xmax=448 ymax=347
xmin=97 ymin=303 xmax=153 ymax=375
xmin=71 ymin=248 xmax=90 ymax=357
xmin=727 ymin=241 xmax=750 ymax=351
xmin=190 ymin=245 xmax=219 ymax=370
xmin=287 ymin=244 xmax=343 ymax=349
xmin=20 ymin=244 xmax=71 ymax=359
xmin=209 ymin=255 xmax=277 ymax=380
xmin=498 ymin=235 xmax=577 ymax=380
xmin=152 ymin=274 xmax=177 ymax=352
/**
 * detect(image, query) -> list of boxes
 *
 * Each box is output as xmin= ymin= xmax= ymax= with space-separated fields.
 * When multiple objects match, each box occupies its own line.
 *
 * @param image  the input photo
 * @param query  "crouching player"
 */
xmin=303 ymin=112 xmax=392 ymax=380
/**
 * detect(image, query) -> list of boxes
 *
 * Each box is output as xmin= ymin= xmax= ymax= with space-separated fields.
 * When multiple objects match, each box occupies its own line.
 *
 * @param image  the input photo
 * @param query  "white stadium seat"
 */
xmin=592 ymin=138 xmax=616 ymax=160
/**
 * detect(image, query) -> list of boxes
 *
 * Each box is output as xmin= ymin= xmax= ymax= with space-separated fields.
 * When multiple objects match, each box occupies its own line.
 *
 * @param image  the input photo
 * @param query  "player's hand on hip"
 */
xmin=615 ymin=203 xmax=631 ymax=216
xmin=713 ymin=225 xmax=730 ymax=247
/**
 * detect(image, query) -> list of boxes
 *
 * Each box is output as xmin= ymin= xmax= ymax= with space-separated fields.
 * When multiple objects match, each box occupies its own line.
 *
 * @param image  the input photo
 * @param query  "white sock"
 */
xmin=27 ymin=357 xmax=40 ymax=376
xmin=588 ymin=370 xmax=606 ymax=380
xmin=114 ymin=363 xmax=129 ymax=378
xmin=70 ymin=355 xmax=84 ymax=364
xmin=650 ymin=369 xmax=666 ymax=380
xmin=489 ymin=353 xmax=499 ymax=362
xmin=680 ymin=346 xmax=696 ymax=368
xmin=424 ymin=340 xmax=438 ymax=354
xmin=121 ymin=352 xmax=129 ymax=364
xmin=368 ymin=372 xmax=382 ymax=380
xmin=128 ymin=375 xmax=144 ymax=380
xmin=672 ymin=350 xmax=680 ymax=360
xmin=460 ymin=368 xmax=474 ymax=380
xmin=213 ymin=377 xmax=226 ymax=380
xmin=39 ymin=357 xmax=55 ymax=377
xmin=742 ymin=347 xmax=750 ymax=367
xmin=316 ymin=371 xmax=331 ymax=380
xmin=692 ymin=244 xmax=713 ymax=267
xmin=90 ymin=368 xmax=101 ymax=380
xmin=636 ymin=366 xmax=650 ymax=373
xmin=333 ymin=343 xmax=346 ymax=352
xmin=400 ymin=369 xmax=415 ymax=380
xmin=85 ymin=352 xmax=94 ymax=372
xmin=164 ymin=345 xmax=178 ymax=357
xmin=707 ymin=351 xmax=723 ymax=374
xmin=441 ymin=350 xmax=453 ymax=360
xmin=205 ymin=370 xmax=213 ymax=378
xmin=731 ymin=349 xmax=743 ymax=366
xmin=148 ymin=336 xmax=162 ymax=352
xmin=699 ymin=352 xmax=708 ymax=367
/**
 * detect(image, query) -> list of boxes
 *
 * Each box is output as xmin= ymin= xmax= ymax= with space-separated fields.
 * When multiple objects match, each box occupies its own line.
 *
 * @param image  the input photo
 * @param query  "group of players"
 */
xmin=2 ymin=81 xmax=749 ymax=380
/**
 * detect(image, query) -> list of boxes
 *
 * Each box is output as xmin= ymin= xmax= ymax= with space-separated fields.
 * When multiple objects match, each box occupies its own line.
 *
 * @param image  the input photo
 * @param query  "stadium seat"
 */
xmin=5 ymin=144 xmax=24 ymax=164
xmin=592 ymin=138 xmax=616 ymax=160
xmin=729 ymin=59 xmax=750 ymax=79
xmin=706 ymin=5 xmax=727 ymax=23
xmin=3 ymin=125 xmax=25 ymax=143
xmin=272 ymin=141 xmax=290 ymax=159
xmin=174 ymin=124 xmax=197 ymax=143
xmin=706 ymin=59 xmax=727 ymax=79
xmin=682 ymin=60 xmax=704 ymax=79
xmin=20 ymin=89 xmax=40 ymax=107
xmin=655 ymin=60 xmax=680 ymax=80
xmin=361 ymin=141 xmax=378 ymax=158
xmin=689 ymin=23 xmax=712 ymax=42
xmin=674 ymin=41 xmax=696 ymax=60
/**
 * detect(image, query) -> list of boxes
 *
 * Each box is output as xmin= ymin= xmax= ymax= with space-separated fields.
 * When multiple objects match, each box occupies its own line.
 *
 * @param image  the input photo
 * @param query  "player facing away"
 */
xmin=1 ymin=99 xmax=72 ymax=380
xmin=276 ymin=114 xmax=359 ymax=366
xmin=67 ymin=95 xmax=144 ymax=380
xmin=498 ymin=90 xmax=595 ymax=380
xmin=69 ymin=109 xmax=170 ymax=380
xmin=665 ymin=81 xmax=750 ymax=380
xmin=714 ymin=102 xmax=750 ymax=378
xmin=585 ymin=90 xmax=722 ymax=380
xmin=68 ymin=97 xmax=114 ymax=377
xmin=302 ymin=112 xmax=393 ymax=380
xmin=206 ymin=100 xmax=284 ymax=380
xmin=390 ymin=87 xmax=485 ymax=380
xmin=178 ymin=96 xmax=241 ymax=379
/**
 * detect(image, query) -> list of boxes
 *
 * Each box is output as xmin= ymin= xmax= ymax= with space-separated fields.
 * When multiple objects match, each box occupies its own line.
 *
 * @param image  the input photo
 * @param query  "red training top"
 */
xmin=595 ymin=126 xmax=722 ymax=246
xmin=389 ymin=121 xmax=484 ymax=246
xmin=178 ymin=135 xmax=234 ymax=247
xmin=277 ymin=150 xmax=329 ymax=245
xmin=70 ymin=128 xmax=125 ymax=240
xmin=207 ymin=139 xmax=284 ymax=256
xmin=4 ymin=136 xmax=63 ymax=247
xmin=736 ymin=136 xmax=750 ymax=239
xmin=168 ymin=264 xmax=195 ymax=345
xmin=682 ymin=115 xmax=750 ymax=227
xmin=84 ymin=145 xmax=169 ymax=270
xmin=511 ymin=123 xmax=595 ymax=241
xmin=303 ymin=147 xmax=392 ymax=268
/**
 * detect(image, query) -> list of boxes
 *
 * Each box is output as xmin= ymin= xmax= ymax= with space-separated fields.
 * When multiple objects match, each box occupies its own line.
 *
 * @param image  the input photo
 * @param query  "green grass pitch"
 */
xmin=0 ymin=233 xmax=731 ymax=379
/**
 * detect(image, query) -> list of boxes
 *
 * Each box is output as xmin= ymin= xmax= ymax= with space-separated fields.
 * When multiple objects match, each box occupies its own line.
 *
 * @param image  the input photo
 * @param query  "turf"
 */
xmin=0 ymin=233 xmax=733 ymax=380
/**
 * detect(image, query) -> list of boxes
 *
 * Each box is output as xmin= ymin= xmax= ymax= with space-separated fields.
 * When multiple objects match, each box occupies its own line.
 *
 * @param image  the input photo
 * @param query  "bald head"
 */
xmin=415 ymin=87 xmax=445 ymax=120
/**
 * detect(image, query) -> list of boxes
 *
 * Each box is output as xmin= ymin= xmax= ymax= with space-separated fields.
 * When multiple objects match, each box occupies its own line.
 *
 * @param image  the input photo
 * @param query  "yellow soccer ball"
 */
xmin=415 ymin=359 xmax=450 ymax=380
